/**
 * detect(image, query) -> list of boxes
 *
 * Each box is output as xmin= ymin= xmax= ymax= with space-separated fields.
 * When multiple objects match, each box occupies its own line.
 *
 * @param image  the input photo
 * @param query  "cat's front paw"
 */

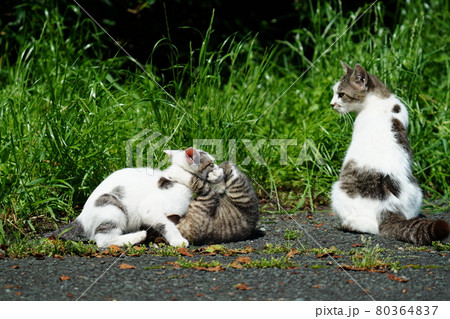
xmin=207 ymin=167 xmax=224 ymax=184
xmin=169 ymin=237 xmax=189 ymax=247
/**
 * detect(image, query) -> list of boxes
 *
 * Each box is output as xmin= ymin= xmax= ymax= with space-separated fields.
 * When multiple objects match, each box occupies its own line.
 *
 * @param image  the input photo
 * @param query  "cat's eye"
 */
xmin=338 ymin=92 xmax=345 ymax=98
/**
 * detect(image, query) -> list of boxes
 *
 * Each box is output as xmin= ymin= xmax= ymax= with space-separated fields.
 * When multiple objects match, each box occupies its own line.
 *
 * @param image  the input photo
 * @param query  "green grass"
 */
xmin=349 ymin=236 xmax=390 ymax=270
xmin=0 ymin=0 xmax=448 ymax=244
xmin=283 ymin=228 xmax=300 ymax=240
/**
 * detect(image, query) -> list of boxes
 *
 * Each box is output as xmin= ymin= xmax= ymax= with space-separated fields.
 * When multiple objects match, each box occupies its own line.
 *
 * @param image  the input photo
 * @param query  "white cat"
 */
xmin=44 ymin=148 xmax=224 ymax=248
xmin=330 ymin=62 xmax=448 ymax=245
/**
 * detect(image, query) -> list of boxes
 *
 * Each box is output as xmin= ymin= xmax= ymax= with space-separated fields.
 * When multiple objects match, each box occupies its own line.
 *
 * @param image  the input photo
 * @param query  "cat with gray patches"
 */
xmin=44 ymin=148 xmax=224 ymax=248
xmin=330 ymin=62 xmax=449 ymax=245
xmin=166 ymin=161 xmax=260 ymax=245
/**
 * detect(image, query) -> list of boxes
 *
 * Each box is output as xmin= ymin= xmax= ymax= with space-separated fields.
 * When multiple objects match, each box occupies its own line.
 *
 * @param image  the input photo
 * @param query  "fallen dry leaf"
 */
xmin=210 ymin=285 xmax=220 ymax=291
xmin=402 ymin=289 xmax=407 ymax=293
xmin=235 ymin=283 xmax=252 ymax=290
xmin=15 ymin=292 xmax=22 ymax=296
xmin=315 ymin=252 xmax=336 ymax=258
xmin=118 ymin=263 xmax=136 ymax=270
xmin=59 ymin=275 xmax=70 ymax=281
xmin=312 ymin=285 xmax=321 ymax=288
xmin=236 ymin=256 xmax=251 ymax=264
xmin=286 ymin=249 xmax=299 ymax=258
xmin=194 ymin=245 xmax=255 ymax=256
xmin=314 ymin=223 xmax=324 ymax=228
xmin=387 ymin=273 xmax=409 ymax=283
xmin=177 ymin=247 xmax=193 ymax=257
xmin=107 ymin=245 xmax=122 ymax=254
xmin=229 ymin=261 xmax=244 ymax=269
xmin=12 ymin=265 xmax=20 ymax=269
xmin=237 ymin=246 xmax=256 ymax=254
xmin=194 ymin=265 xmax=225 ymax=272
xmin=347 ymin=280 xmax=355 ymax=284
xmin=66 ymin=293 xmax=74 ymax=298
xmin=166 ymin=262 xmax=180 ymax=269
xmin=339 ymin=264 xmax=387 ymax=273
xmin=352 ymin=243 xmax=363 ymax=248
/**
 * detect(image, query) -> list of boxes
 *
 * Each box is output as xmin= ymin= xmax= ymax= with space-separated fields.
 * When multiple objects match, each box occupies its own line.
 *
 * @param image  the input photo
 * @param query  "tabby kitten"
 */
xmin=330 ymin=62 xmax=449 ymax=245
xmin=44 ymin=148 xmax=223 ymax=248
xmin=163 ymin=161 xmax=260 ymax=245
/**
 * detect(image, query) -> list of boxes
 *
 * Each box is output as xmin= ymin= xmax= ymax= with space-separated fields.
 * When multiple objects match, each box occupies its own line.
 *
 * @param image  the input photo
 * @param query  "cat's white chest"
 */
xmin=344 ymin=96 xmax=407 ymax=172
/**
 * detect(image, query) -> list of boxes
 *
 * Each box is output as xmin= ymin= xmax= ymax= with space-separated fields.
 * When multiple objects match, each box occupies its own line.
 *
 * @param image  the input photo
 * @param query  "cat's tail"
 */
xmin=379 ymin=211 xmax=449 ymax=245
xmin=42 ymin=219 xmax=86 ymax=241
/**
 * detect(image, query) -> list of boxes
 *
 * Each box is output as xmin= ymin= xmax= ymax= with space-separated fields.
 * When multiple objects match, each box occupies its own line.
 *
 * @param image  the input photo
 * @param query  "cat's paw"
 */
xmin=137 ymin=230 xmax=148 ymax=243
xmin=207 ymin=167 xmax=224 ymax=184
xmin=169 ymin=237 xmax=189 ymax=247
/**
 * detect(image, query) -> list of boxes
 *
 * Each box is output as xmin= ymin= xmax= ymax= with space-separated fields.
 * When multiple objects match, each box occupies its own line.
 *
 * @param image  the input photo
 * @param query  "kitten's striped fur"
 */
xmin=174 ymin=161 xmax=259 ymax=245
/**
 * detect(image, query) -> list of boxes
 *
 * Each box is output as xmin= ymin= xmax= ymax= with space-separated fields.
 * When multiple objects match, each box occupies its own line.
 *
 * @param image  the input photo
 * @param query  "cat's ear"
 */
xmin=340 ymin=61 xmax=353 ymax=74
xmin=185 ymin=147 xmax=199 ymax=165
xmin=351 ymin=64 xmax=369 ymax=90
xmin=164 ymin=150 xmax=174 ymax=158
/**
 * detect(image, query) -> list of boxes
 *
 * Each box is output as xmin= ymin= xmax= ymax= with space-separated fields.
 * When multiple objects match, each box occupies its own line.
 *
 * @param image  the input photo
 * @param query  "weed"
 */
xmin=5 ymin=238 xmax=97 ymax=258
xmin=284 ymin=228 xmax=299 ymax=240
xmin=432 ymin=241 xmax=450 ymax=251
xmin=263 ymin=243 xmax=293 ymax=254
xmin=350 ymin=236 xmax=389 ymax=270
xmin=144 ymin=265 xmax=164 ymax=270
xmin=242 ymin=257 xmax=298 ymax=269
xmin=150 ymin=244 xmax=181 ymax=257
xmin=310 ymin=264 xmax=331 ymax=269
xmin=403 ymin=243 xmax=431 ymax=252
xmin=123 ymin=244 xmax=148 ymax=256
xmin=310 ymin=245 xmax=345 ymax=256
xmin=176 ymin=257 xmax=222 ymax=269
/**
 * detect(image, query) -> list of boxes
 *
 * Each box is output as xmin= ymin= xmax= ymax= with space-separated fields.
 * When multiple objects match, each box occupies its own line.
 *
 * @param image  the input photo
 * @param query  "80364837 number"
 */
xmin=375 ymin=305 xmax=438 ymax=316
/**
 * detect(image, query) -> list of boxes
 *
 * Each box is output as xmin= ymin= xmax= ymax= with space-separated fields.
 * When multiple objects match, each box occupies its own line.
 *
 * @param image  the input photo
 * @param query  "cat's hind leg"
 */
xmin=331 ymin=184 xmax=380 ymax=234
xmin=140 ymin=208 xmax=189 ymax=247
xmin=150 ymin=218 xmax=189 ymax=247
xmin=95 ymin=230 xmax=147 ymax=248
xmin=93 ymin=221 xmax=147 ymax=248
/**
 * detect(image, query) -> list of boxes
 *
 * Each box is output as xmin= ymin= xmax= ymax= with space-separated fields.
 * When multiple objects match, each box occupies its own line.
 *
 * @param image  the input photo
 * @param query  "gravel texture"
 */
xmin=0 ymin=210 xmax=448 ymax=301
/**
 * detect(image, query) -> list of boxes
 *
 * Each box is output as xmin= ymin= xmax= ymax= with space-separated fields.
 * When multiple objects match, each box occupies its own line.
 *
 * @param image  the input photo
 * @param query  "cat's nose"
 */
xmin=330 ymin=102 xmax=336 ymax=108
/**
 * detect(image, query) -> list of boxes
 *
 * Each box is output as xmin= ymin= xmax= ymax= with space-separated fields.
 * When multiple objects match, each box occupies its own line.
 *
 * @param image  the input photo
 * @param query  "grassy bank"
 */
xmin=0 ymin=0 xmax=448 ymax=244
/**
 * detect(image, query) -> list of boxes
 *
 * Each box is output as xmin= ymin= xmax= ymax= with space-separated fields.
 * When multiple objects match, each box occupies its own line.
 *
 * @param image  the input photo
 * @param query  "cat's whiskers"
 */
xmin=339 ymin=111 xmax=354 ymax=129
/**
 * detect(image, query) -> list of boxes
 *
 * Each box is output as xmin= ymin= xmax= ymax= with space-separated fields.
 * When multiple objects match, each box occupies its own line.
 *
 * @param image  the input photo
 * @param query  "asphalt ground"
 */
xmin=0 ymin=209 xmax=448 ymax=301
